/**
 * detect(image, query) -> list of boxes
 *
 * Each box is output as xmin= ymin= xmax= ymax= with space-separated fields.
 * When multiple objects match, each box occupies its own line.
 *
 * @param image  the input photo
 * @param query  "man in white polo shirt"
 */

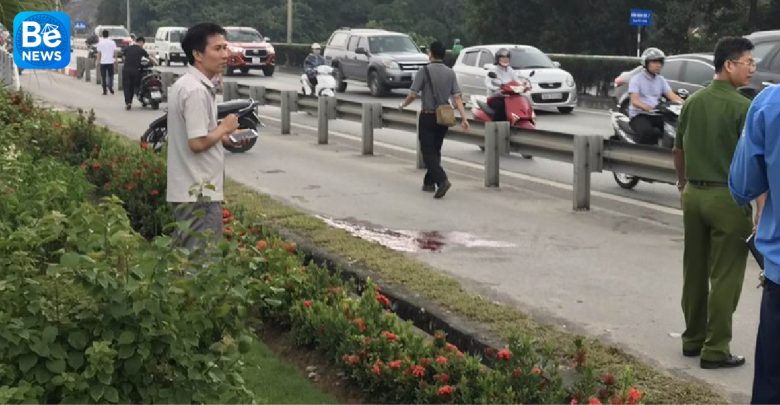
xmin=95 ymin=30 xmax=117 ymax=95
xmin=167 ymin=22 xmax=245 ymax=251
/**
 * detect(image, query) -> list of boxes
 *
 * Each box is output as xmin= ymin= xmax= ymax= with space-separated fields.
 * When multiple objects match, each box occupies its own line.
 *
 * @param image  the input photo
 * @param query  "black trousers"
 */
xmin=752 ymin=279 xmax=780 ymax=404
xmin=306 ymin=71 xmax=318 ymax=87
xmin=419 ymin=113 xmax=448 ymax=187
xmin=629 ymin=114 xmax=664 ymax=145
xmin=488 ymin=97 xmax=507 ymax=122
xmin=100 ymin=64 xmax=114 ymax=92
xmin=123 ymin=69 xmax=141 ymax=105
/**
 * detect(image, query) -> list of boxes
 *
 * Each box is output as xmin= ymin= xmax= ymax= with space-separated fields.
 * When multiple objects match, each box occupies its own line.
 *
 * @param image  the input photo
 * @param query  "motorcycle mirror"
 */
xmin=676 ymin=88 xmax=690 ymax=99
xmin=487 ymin=72 xmax=497 ymax=79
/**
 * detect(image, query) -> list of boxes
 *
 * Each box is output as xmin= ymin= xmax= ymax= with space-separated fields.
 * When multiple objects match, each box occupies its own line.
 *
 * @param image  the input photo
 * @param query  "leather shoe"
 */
xmin=422 ymin=184 xmax=435 ymax=192
xmin=434 ymin=181 xmax=451 ymax=199
xmin=683 ymin=348 xmax=701 ymax=357
xmin=700 ymin=354 xmax=745 ymax=369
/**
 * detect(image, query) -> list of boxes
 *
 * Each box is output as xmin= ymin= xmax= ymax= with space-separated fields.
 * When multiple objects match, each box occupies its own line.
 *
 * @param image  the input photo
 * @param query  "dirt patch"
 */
xmin=258 ymin=327 xmax=371 ymax=404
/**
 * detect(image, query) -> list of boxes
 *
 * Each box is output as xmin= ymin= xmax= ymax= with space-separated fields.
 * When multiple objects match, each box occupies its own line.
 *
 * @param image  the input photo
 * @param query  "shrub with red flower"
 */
xmin=376 ymin=293 xmax=391 ymax=307
xmin=627 ymin=387 xmax=642 ymax=405
xmin=437 ymin=385 xmax=454 ymax=396
xmin=303 ymin=300 xmax=312 ymax=309
xmin=382 ymin=330 xmax=398 ymax=342
xmin=497 ymin=348 xmax=512 ymax=361
xmin=434 ymin=373 xmax=449 ymax=384
xmin=410 ymin=364 xmax=425 ymax=378
xmin=435 ymin=356 xmax=448 ymax=365
xmin=353 ymin=318 xmax=366 ymax=332
xmin=342 ymin=354 xmax=359 ymax=366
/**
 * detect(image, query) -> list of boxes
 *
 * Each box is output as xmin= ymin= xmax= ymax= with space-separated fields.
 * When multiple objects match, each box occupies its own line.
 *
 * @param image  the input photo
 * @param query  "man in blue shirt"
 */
xmin=729 ymin=83 xmax=780 ymax=403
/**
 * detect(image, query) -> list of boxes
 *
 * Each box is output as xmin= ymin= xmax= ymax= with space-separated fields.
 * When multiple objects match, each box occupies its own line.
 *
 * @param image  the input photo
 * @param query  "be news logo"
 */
xmin=13 ymin=12 xmax=71 ymax=70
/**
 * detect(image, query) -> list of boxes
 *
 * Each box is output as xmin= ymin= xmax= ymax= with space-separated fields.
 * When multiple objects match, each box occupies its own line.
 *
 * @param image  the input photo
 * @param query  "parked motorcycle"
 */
xmin=301 ymin=65 xmax=337 ymax=97
xmin=137 ymin=60 xmax=163 ymax=110
xmin=472 ymin=71 xmax=536 ymax=158
xmin=609 ymin=100 xmax=683 ymax=189
xmin=140 ymin=98 xmax=262 ymax=153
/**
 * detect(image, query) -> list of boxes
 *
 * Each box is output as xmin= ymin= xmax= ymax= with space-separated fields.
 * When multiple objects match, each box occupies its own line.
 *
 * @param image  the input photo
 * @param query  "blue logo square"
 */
xmin=13 ymin=11 xmax=71 ymax=70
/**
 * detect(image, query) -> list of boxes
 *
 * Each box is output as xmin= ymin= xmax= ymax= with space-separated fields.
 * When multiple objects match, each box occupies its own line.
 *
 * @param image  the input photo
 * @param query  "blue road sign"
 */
xmin=74 ymin=20 xmax=87 ymax=31
xmin=630 ymin=9 xmax=653 ymax=27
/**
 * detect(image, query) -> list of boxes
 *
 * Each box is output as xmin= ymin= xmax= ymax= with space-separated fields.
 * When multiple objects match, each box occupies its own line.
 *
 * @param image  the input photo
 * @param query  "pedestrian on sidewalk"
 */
xmin=673 ymin=36 xmax=759 ymax=369
xmin=729 ymin=82 xmax=780 ymax=404
xmin=95 ymin=29 xmax=117 ymax=95
xmin=398 ymin=40 xmax=469 ymax=199
xmin=166 ymin=23 xmax=247 ymax=251
xmin=121 ymin=36 xmax=158 ymax=110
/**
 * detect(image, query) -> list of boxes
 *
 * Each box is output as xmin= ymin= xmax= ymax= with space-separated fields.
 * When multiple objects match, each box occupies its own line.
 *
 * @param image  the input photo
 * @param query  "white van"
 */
xmin=154 ymin=27 xmax=188 ymax=66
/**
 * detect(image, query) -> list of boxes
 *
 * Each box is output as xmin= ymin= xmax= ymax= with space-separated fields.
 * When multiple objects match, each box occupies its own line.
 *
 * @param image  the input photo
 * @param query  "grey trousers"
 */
xmin=170 ymin=201 xmax=223 ymax=252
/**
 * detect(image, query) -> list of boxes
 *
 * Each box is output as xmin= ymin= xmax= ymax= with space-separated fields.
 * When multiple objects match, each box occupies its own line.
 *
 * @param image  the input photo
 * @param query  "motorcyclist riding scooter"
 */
xmin=485 ymin=48 xmax=524 ymax=122
xmin=302 ymin=43 xmax=326 ymax=93
xmin=627 ymin=47 xmax=684 ymax=144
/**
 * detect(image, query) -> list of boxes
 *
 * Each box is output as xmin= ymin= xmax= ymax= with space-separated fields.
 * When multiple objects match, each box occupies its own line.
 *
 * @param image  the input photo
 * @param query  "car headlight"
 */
xmin=383 ymin=60 xmax=400 ymax=70
xmin=266 ymin=45 xmax=275 ymax=54
xmin=565 ymin=75 xmax=575 ymax=88
xmin=228 ymin=46 xmax=244 ymax=54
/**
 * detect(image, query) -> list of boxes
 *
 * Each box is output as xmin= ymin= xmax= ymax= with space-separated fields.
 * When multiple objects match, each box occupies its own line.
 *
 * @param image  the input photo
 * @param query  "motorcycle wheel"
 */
xmin=140 ymin=125 xmax=167 ymax=153
xmin=613 ymin=172 xmax=640 ymax=189
xmin=224 ymin=116 xmax=259 ymax=154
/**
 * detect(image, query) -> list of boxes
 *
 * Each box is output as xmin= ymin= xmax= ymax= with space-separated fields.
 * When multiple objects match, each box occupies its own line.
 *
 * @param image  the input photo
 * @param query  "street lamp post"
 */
xmin=286 ymin=0 xmax=292 ymax=44
xmin=126 ymin=0 xmax=131 ymax=33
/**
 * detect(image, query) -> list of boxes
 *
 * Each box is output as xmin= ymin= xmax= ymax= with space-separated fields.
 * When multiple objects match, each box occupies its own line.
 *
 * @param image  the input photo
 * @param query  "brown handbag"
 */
xmin=423 ymin=66 xmax=457 ymax=127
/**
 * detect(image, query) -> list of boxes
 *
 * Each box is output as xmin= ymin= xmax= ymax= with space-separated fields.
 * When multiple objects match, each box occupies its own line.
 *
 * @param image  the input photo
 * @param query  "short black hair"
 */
xmin=181 ymin=23 xmax=226 ymax=65
xmin=135 ymin=36 xmax=145 ymax=43
xmin=429 ymin=41 xmax=446 ymax=59
xmin=713 ymin=37 xmax=754 ymax=73
xmin=102 ymin=30 xmax=109 ymax=38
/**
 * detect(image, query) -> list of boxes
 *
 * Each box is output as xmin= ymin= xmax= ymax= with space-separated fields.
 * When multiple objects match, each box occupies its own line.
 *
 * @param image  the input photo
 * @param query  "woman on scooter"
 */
xmin=485 ymin=48 xmax=522 ymax=121
xmin=304 ymin=43 xmax=326 ymax=92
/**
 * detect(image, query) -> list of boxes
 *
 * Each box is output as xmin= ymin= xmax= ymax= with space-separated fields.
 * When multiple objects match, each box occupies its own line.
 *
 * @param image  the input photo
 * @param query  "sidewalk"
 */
xmin=20 ymin=70 xmax=761 ymax=401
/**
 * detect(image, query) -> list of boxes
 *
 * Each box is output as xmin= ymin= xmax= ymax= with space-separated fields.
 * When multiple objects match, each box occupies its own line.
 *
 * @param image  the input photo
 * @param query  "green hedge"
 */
xmin=549 ymin=55 xmax=639 ymax=97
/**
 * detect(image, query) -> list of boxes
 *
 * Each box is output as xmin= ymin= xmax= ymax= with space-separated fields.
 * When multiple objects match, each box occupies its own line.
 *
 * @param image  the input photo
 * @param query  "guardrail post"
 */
xmin=280 ymin=90 xmax=297 ymax=135
xmin=95 ymin=64 xmax=102 ymax=85
xmin=76 ymin=57 xmax=85 ymax=78
xmin=161 ymin=72 xmax=175 ymax=101
xmin=318 ymin=96 xmax=333 ymax=144
xmin=415 ymin=110 xmax=425 ymax=169
xmin=223 ymin=81 xmax=238 ymax=101
xmin=249 ymin=85 xmax=266 ymax=105
xmin=484 ymin=122 xmax=505 ymax=187
xmin=117 ymin=64 xmax=124 ymax=91
xmin=85 ymin=63 xmax=91 ymax=82
xmin=361 ymin=102 xmax=383 ymax=155
xmin=573 ymin=135 xmax=604 ymax=211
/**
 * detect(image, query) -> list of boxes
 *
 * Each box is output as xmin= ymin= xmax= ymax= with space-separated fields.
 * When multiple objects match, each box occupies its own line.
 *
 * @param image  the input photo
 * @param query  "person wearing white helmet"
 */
xmin=628 ymin=47 xmax=684 ymax=144
xmin=304 ymin=43 xmax=327 ymax=89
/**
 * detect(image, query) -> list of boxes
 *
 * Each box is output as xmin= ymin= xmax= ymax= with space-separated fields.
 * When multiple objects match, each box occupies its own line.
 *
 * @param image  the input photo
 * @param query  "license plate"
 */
xmin=541 ymin=92 xmax=563 ymax=100
xmin=151 ymin=91 xmax=162 ymax=99
xmin=252 ymin=57 xmax=261 ymax=64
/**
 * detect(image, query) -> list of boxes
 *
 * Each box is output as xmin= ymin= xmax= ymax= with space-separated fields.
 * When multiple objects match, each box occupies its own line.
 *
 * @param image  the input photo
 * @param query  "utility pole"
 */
xmin=286 ymin=0 xmax=292 ymax=44
xmin=126 ymin=0 xmax=131 ymax=33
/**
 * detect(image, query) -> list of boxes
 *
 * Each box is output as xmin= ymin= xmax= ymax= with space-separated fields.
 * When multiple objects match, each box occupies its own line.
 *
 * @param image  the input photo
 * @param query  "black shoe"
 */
xmin=125 ymin=104 xmax=131 ymax=110
xmin=422 ymin=184 xmax=435 ymax=192
xmin=102 ymin=91 xmax=107 ymax=95
xmin=683 ymin=348 xmax=701 ymax=357
xmin=434 ymin=181 xmax=451 ymax=199
xmin=109 ymin=88 xmax=114 ymax=95
xmin=700 ymin=354 xmax=745 ymax=369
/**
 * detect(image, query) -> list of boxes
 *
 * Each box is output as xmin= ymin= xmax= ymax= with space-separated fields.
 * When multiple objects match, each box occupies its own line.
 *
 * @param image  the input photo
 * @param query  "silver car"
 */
xmin=453 ymin=44 xmax=577 ymax=114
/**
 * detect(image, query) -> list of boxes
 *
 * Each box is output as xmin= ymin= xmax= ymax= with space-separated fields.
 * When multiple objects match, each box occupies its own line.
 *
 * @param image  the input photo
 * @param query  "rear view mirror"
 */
xmin=552 ymin=61 xmax=561 ymax=68
xmin=488 ymin=72 xmax=497 ymax=79
xmin=355 ymin=47 xmax=368 ymax=55
xmin=483 ymin=63 xmax=494 ymax=70
xmin=419 ymin=46 xmax=427 ymax=54
xmin=264 ymin=37 xmax=270 ymax=42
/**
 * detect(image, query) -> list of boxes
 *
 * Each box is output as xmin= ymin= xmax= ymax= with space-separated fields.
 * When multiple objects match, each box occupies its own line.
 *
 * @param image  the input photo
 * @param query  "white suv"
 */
xmin=453 ymin=44 xmax=577 ymax=114
xmin=154 ymin=27 xmax=187 ymax=66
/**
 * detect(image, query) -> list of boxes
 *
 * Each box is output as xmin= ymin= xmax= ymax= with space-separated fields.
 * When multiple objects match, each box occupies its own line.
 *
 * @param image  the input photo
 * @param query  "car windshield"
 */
xmin=105 ymin=28 xmax=129 ymax=37
xmin=509 ymin=49 xmax=555 ymax=69
xmin=368 ymin=36 xmax=418 ymax=54
xmin=226 ymin=29 xmax=263 ymax=43
xmin=169 ymin=31 xmax=185 ymax=42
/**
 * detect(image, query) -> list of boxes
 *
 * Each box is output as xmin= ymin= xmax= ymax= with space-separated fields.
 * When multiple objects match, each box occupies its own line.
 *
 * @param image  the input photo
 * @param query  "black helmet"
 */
xmin=494 ymin=48 xmax=510 ymax=65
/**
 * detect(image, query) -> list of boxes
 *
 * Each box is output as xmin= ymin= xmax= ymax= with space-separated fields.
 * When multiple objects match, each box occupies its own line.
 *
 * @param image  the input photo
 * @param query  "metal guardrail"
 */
xmin=0 ymin=47 xmax=20 ymax=92
xmin=68 ymin=57 xmax=676 ymax=211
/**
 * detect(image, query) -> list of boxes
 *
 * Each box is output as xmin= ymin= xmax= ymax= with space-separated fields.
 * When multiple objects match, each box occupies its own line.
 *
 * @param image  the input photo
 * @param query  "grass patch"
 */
xmin=225 ymin=179 xmax=728 ymax=404
xmin=243 ymin=340 xmax=337 ymax=404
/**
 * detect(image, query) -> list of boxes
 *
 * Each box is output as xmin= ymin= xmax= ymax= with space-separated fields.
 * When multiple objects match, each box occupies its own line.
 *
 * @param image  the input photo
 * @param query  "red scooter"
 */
xmin=472 ymin=72 xmax=535 ymax=129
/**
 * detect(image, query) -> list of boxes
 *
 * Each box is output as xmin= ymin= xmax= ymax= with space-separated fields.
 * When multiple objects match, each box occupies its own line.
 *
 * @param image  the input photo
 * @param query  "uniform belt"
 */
xmin=421 ymin=109 xmax=436 ymax=114
xmin=688 ymin=180 xmax=728 ymax=187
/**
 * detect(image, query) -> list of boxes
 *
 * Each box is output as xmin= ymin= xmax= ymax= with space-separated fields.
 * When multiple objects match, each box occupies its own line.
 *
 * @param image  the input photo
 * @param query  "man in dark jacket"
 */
xmin=121 ymin=36 xmax=157 ymax=110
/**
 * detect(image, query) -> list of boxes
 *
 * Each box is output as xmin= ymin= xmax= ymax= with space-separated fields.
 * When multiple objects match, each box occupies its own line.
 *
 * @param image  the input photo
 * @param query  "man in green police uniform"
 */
xmin=673 ymin=37 xmax=763 ymax=369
